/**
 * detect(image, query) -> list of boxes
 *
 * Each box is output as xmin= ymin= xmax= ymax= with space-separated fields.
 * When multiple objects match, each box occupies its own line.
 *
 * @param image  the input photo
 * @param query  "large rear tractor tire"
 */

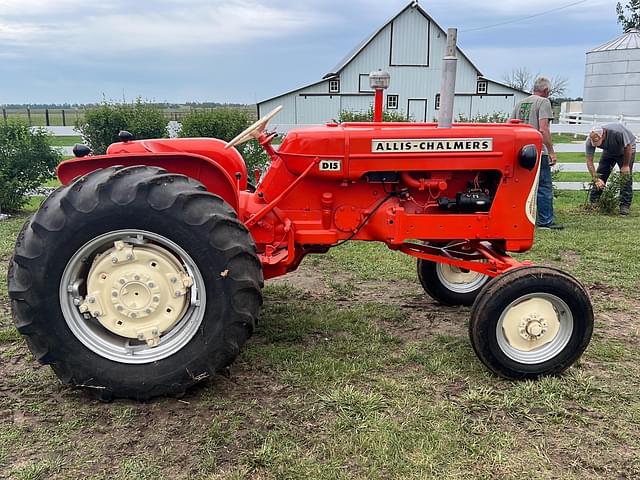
xmin=8 ymin=166 xmax=263 ymax=400
xmin=469 ymin=266 xmax=593 ymax=379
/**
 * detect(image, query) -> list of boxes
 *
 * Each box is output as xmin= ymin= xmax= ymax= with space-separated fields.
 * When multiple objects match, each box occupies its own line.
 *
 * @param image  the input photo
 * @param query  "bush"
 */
xmin=77 ymin=99 xmax=167 ymax=155
xmin=0 ymin=121 xmax=60 ymax=212
xmin=456 ymin=112 xmax=509 ymax=123
xmin=586 ymin=173 xmax=629 ymax=215
xmin=179 ymin=108 xmax=269 ymax=182
xmin=338 ymin=107 xmax=411 ymax=123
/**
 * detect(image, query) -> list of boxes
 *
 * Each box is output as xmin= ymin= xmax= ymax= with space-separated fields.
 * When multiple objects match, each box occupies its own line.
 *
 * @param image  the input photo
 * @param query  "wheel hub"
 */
xmin=519 ymin=313 xmax=548 ymax=341
xmin=501 ymin=298 xmax=561 ymax=352
xmin=79 ymin=240 xmax=193 ymax=347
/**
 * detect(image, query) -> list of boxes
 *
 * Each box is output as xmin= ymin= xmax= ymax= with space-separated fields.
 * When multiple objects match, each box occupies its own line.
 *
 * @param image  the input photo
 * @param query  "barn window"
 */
xmin=435 ymin=93 xmax=441 ymax=110
xmin=477 ymin=80 xmax=488 ymax=94
xmin=387 ymin=95 xmax=399 ymax=109
xmin=329 ymin=79 xmax=340 ymax=93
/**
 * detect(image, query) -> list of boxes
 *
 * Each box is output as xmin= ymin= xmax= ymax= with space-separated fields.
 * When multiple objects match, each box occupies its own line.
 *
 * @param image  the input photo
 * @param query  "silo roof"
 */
xmin=590 ymin=28 xmax=640 ymax=52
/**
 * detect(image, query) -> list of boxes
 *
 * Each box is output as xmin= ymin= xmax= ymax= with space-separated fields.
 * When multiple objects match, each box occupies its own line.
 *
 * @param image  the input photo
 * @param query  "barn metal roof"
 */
xmin=323 ymin=1 xmax=483 ymax=78
xmin=590 ymin=28 xmax=640 ymax=52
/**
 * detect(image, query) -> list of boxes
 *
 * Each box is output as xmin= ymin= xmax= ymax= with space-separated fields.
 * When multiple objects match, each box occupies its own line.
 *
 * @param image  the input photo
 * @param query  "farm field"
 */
xmin=3 ymin=106 xmax=256 ymax=127
xmin=1 ymin=192 xmax=639 ymax=479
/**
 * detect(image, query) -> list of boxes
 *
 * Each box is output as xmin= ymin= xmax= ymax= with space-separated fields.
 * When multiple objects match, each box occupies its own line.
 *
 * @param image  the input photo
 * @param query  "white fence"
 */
xmin=554 ymin=112 xmax=640 ymax=137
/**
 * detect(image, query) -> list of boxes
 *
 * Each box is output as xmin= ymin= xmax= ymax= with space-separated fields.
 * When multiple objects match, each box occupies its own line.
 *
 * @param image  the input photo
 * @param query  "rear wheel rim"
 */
xmin=435 ymin=262 xmax=489 ymax=294
xmin=496 ymin=293 xmax=574 ymax=364
xmin=59 ymin=229 xmax=206 ymax=364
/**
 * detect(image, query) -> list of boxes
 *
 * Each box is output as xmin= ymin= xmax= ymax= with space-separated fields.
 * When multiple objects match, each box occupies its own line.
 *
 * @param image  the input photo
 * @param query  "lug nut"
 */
xmin=117 ymin=305 xmax=124 ymax=311
xmin=152 ymin=296 xmax=160 ymax=302
xmin=170 ymin=277 xmax=177 ymax=284
xmin=131 ymin=313 xmax=137 ymax=319
xmin=134 ymin=275 xmax=140 ymax=281
xmin=126 ymin=253 xmax=133 ymax=260
xmin=148 ymin=282 xmax=155 ymax=288
xmin=111 ymin=257 xmax=118 ymax=264
xmin=119 ymin=278 xmax=126 ymax=285
xmin=88 ymin=297 xmax=95 ymax=304
xmin=73 ymin=298 xmax=81 ymax=306
xmin=93 ymin=311 xmax=100 ymax=317
xmin=112 ymin=291 xmax=118 ymax=297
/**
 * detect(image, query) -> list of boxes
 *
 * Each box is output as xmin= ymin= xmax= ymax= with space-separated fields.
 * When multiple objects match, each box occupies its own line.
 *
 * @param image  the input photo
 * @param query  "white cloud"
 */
xmin=0 ymin=0 xmax=335 ymax=53
xmin=466 ymin=44 xmax=591 ymax=96
xmin=0 ymin=0 xmax=87 ymax=16
xmin=428 ymin=0 xmax=611 ymax=17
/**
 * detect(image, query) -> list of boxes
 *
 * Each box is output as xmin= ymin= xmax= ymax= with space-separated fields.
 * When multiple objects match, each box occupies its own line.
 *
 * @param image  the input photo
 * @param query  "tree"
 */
xmin=77 ymin=99 xmax=167 ymax=155
xmin=502 ymin=67 xmax=534 ymax=93
xmin=502 ymin=68 xmax=569 ymax=98
xmin=0 ymin=121 xmax=61 ymax=212
xmin=617 ymin=1 xmax=640 ymax=31
xmin=179 ymin=108 xmax=269 ymax=182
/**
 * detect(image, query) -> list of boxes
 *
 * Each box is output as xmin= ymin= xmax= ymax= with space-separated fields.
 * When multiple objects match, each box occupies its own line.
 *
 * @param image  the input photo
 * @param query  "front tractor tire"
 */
xmin=469 ymin=266 xmax=593 ymax=379
xmin=8 ymin=166 xmax=263 ymax=400
xmin=417 ymin=258 xmax=490 ymax=306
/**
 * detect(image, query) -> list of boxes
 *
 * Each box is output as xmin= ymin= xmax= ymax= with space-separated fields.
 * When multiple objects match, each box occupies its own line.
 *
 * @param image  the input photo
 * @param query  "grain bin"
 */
xmin=583 ymin=29 xmax=640 ymax=116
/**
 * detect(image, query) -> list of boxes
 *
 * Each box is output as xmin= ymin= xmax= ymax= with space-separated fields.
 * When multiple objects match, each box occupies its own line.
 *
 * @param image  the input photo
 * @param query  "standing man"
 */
xmin=586 ymin=124 xmax=636 ymax=215
xmin=511 ymin=77 xmax=563 ymax=230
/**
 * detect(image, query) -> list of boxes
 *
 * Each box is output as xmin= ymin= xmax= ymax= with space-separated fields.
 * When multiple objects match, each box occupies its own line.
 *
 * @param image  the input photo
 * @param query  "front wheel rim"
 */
xmin=496 ymin=293 xmax=574 ymax=364
xmin=59 ymin=229 xmax=206 ymax=364
xmin=435 ymin=262 xmax=489 ymax=294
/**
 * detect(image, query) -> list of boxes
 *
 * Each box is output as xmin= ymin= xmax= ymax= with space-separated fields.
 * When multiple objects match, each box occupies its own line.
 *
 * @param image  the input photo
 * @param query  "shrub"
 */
xmin=586 ymin=173 xmax=629 ymax=215
xmin=338 ymin=107 xmax=411 ymax=123
xmin=179 ymin=108 xmax=268 ymax=182
xmin=0 ymin=121 xmax=61 ymax=212
xmin=456 ymin=112 xmax=509 ymax=123
xmin=77 ymin=99 xmax=167 ymax=154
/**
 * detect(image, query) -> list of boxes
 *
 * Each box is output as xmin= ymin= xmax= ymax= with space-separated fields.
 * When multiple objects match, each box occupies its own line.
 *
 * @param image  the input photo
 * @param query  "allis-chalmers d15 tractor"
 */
xmin=9 ymin=68 xmax=594 ymax=401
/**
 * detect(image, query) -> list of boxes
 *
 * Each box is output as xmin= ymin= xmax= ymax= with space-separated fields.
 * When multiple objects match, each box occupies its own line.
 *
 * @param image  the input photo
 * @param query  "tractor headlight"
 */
xmin=518 ymin=144 xmax=538 ymax=171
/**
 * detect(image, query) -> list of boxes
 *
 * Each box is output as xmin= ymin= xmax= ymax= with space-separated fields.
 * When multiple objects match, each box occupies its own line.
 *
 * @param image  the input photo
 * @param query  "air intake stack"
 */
xmin=438 ymin=28 xmax=458 ymax=128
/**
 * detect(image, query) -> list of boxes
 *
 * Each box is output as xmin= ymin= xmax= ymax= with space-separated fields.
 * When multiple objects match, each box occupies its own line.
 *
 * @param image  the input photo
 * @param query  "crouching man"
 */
xmin=587 ymin=124 xmax=636 ymax=215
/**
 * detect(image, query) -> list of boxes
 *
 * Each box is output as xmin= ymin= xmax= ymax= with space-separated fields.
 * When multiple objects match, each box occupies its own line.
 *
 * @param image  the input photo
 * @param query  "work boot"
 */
xmin=620 ymin=205 xmax=630 ymax=216
xmin=537 ymin=223 xmax=564 ymax=230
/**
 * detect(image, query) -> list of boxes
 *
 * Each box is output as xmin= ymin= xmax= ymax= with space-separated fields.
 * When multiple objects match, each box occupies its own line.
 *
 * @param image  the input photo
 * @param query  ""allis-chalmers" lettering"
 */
xmin=372 ymin=138 xmax=493 ymax=153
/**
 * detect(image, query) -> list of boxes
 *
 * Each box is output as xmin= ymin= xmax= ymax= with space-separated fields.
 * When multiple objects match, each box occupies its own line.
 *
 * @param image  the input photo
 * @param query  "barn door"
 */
xmin=408 ymin=99 xmax=427 ymax=122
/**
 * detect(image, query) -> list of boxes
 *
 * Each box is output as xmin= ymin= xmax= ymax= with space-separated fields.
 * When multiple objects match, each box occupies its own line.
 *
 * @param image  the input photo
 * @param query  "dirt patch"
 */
xmin=587 ymin=283 xmax=640 ymax=344
xmin=268 ymin=267 xmax=332 ymax=297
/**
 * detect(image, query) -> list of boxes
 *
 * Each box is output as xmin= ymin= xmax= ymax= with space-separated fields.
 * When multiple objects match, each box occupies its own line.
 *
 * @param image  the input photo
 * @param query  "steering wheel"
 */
xmin=225 ymin=105 xmax=283 ymax=149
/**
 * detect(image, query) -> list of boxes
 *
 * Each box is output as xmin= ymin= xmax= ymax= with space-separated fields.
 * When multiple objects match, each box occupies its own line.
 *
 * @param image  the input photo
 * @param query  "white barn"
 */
xmin=258 ymin=1 xmax=528 ymax=131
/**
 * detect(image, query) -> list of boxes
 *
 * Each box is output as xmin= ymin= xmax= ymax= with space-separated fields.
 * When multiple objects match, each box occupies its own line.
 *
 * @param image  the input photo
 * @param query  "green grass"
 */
xmin=552 ymin=133 xmax=586 ymax=144
xmin=555 ymin=172 xmax=592 ymax=183
xmin=556 ymin=152 xmax=586 ymax=163
xmin=48 ymin=135 xmax=82 ymax=147
xmin=1 ymin=193 xmax=639 ymax=479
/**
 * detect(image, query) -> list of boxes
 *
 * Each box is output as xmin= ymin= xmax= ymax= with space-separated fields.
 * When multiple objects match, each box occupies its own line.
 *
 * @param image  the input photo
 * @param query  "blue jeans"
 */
xmin=537 ymin=154 xmax=554 ymax=226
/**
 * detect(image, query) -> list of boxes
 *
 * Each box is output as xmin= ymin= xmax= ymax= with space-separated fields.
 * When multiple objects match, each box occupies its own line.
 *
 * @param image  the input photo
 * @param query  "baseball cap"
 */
xmin=589 ymin=127 xmax=604 ymax=147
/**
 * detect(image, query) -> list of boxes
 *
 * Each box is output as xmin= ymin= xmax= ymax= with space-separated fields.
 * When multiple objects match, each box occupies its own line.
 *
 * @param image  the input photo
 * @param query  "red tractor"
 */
xmin=9 ymin=46 xmax=594 ymax=399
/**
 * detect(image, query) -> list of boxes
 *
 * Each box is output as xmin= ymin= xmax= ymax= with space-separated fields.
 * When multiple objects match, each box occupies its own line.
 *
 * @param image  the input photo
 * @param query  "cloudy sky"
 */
xmin=0 ymin=0 xmax=622 ymax=104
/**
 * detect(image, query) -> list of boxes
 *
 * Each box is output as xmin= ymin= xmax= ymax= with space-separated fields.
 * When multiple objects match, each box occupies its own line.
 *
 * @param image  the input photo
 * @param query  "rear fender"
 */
xmin=57 ymin=152 xmax=241 ymax=212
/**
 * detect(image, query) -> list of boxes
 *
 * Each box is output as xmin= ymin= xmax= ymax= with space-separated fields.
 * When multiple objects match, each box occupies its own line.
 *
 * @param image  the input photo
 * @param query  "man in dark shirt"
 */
xmin=586 ymin=123 xmax=636 ymax=215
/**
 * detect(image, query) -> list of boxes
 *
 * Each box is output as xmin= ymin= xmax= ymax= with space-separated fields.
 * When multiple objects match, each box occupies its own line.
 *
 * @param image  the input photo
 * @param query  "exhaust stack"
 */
xmin=369 ymin=70 xmax=390 ymax=123
xmin=438 ymin=28 xmax=458 ymax=128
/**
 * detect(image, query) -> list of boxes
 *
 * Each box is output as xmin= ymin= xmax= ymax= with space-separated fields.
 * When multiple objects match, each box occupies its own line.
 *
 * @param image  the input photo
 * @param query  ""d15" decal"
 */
xmin=319 ymin=160 xmax=341 ymax=171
